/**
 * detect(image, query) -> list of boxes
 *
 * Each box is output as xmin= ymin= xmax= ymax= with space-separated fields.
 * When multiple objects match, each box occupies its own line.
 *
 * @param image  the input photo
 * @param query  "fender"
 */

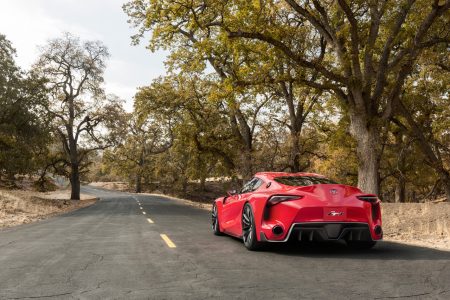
xmin=245 ymin=193 xmax=270 ymax=241
xmin=215 ymin=198 xmax=225 ymax=232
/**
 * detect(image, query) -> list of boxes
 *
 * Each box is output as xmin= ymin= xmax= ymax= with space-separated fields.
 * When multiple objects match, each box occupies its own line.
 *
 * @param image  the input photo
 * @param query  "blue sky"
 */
xmin=0 ymin=0 xmax=167 ymax=110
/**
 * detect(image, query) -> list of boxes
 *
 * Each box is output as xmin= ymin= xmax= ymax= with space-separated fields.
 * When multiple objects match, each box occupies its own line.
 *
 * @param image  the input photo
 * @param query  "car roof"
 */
xmin=255 ymin=172 xmax=326 ymax=181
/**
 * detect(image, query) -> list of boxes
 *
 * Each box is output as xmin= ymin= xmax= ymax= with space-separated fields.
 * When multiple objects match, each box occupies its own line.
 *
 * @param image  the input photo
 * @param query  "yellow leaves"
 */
xmin=252 ymin=0 xmax=261 ymax=10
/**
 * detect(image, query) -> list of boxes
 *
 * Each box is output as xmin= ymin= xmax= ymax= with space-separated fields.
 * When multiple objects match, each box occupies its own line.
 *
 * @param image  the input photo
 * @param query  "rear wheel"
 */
xmin=242 ymin=203 xmax=262 ymax=251
xmin=211 ymin=203 xmax=223 ymax=235
xmin=346 ymin=240 xmax=377 ymax=250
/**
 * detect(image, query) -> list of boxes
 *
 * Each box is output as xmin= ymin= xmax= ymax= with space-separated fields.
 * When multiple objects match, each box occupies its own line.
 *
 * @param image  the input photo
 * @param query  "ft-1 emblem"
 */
xmin=328 ymin=211 xmax=344 ymax=216
xmin=330 ymin=189 xmax=338 ymax=195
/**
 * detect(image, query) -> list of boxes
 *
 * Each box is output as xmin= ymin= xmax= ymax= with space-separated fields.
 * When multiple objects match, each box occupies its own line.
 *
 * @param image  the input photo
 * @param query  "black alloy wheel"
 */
xmin=242 ymin=203 xmax=262 ymax=250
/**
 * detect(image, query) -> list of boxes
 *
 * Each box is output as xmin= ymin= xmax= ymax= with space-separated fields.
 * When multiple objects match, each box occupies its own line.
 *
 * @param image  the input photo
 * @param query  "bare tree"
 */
xmin=33 ymin=33 xmax=117 ymax=200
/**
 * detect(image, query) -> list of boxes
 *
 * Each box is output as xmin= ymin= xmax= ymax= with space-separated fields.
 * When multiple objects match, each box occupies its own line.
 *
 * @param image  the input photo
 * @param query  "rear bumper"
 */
xmin=259 ymin=222 xmax=381 ymax=242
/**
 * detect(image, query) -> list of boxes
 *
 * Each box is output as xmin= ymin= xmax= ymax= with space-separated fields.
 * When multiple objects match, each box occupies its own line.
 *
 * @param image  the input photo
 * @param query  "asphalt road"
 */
xmin=0 ymin=187 xmax=449 ymax=300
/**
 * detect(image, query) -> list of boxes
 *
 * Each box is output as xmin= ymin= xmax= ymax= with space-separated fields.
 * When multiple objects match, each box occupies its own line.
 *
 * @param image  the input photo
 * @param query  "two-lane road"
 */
xmin=0 ymin=187 xmax=449 ymax=299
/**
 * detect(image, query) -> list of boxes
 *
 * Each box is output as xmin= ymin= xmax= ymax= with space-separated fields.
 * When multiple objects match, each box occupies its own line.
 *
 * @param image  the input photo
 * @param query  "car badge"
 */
xmin=330 ymin=189 xmax=338 ymax=195
xmin=328 ymin=211 xmax=344 ymax=216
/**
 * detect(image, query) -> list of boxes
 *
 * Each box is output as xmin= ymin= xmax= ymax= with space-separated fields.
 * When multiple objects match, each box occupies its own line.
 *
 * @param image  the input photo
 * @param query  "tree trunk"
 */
xmin=393 ymin=130 xmax=406 ymax=203
xmin=241 ymin=147 xmax=253 ymax=180
xmin=290 ymin=131 xmax=301 ymax=172
xmin=135 ymin=173 xmax=142 ymax=193
xmin=439 ymin=171 xmax=450 ymax=202
xmin=182 ymin=178 xmax=188 ymax=195
xmin=70 ymin=163 xmax=81 ymax=200
xmin=349 ymin=113 xmax=380 ymax=195
xmin=394 ymin=177 xmax=406 ymax=203
xmin=199 ymin=176 xmax=206 ymax=192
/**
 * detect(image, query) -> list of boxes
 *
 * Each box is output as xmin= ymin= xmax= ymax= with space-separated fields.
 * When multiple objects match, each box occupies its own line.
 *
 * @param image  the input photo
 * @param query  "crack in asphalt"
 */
xmin=81 ymin=253 xmax=104 ymax=271
xmin=374 ymin=292 xmax=432 ymax=299
xmin=0 ymin=240 xmax=16 ymax=248
xmin=437 ymin=289 xmax=450 ymax=295
xmin=7 ymin=291 xmax=73 ymax=299
xmin=78 ymin=280 xmax=109 ymax=296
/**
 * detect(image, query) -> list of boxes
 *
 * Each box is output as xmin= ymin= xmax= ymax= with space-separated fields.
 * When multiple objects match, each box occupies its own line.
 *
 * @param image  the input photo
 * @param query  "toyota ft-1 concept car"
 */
xmin=211 ymin=172 xmax=382 ymax=250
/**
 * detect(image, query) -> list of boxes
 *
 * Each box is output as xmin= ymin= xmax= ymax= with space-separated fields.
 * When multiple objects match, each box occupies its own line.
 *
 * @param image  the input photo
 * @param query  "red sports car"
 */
xmin=211 ymin=172 xmax=382 ymax=250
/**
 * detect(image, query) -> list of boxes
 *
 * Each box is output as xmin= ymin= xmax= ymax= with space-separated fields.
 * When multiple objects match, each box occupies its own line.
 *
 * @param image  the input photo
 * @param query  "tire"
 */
xmin=242 ymin=203 xmax=262 ymax=251
xmin=211 ymin=203 xmax=223 ymax=236
xmin=346 ymin=240 xmax=377 ymax=250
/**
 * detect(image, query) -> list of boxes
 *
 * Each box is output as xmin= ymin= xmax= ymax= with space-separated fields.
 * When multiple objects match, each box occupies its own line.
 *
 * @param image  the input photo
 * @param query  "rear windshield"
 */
xmin=274 ymin=176 xmax=337 ymax=186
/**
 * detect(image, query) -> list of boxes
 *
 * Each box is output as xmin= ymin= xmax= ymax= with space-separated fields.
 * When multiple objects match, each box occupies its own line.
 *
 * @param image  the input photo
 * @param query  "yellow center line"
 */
xmin=142 ymin=211 xmax=146 ymax=215
xmin=160 ymin=234 xmax=176 ymax=248
xmin=140 ymin=207 xmax=143 ymax=210
xmin=147 ymin=218 xmax=154 ymax=224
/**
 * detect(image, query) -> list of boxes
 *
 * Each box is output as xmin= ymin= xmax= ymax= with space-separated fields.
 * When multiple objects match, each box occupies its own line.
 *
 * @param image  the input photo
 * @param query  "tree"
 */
xmin=105 ymin=112 xmax=173 ymax=193
xmin=125 ymin=0 xmax=449 ymax=194
xmin=230 ymin=0 xmax=449 ymax=194
xmin=33 ymin=33 xmax=120 ymax=200
xmin=394 ymin=46 xmax=450 ymax=200
xmin=134 ymin=75 xmax=238 ymax=176
xmin=124 ymin=2 xmax=275 ymax=179
xmin=0 ymin=34 xmax=50 ymax=180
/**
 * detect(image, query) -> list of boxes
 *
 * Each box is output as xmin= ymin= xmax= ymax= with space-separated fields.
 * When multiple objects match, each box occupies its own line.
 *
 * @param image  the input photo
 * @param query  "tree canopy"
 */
xmin=119 ymin=0 xmax=449 ymax=201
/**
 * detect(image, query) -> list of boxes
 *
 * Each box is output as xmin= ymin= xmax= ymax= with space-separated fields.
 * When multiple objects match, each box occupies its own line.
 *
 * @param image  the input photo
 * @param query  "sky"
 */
xmin=0 ymin=0 xmax=168 ymax=111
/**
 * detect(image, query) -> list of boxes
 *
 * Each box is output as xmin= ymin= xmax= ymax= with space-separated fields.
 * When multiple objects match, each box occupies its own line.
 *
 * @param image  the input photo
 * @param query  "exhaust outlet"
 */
xmin=374 ymin=225 xmax=382 ymax=235
xmin=272 ymin=225 xmax=283 ymax=235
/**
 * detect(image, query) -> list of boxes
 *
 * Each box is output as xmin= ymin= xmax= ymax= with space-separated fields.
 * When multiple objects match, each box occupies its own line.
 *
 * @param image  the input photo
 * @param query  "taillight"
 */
xmin=357 ymin=195 xmax=378 ymax=203
xmin=267 ymin=195 xmax=303 ymax=206
xmin=372 ymin=202 xmax=381 ymax=221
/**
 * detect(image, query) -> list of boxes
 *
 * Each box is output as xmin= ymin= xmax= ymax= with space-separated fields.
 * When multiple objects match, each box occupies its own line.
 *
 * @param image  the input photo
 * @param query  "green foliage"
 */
xmin=0 ymin=34 xmax=51 ymax=178
xmin=104 ymin=109 xmax=173 ymax=192
xmin=121 ymin=0 xmax=450 ymax=201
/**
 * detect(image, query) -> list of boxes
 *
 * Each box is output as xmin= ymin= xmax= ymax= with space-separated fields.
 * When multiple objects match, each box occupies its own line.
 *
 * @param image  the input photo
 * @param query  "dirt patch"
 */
xmin=382 ymin=202 xmax=450 ymax=250
xmin=89 ymin=181 xmax=130 ymax=192
xmin=0 ymin=189 xmax=97 ymax=228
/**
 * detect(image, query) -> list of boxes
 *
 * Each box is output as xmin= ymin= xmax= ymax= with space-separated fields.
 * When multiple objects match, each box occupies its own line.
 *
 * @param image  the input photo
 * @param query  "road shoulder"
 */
xmin=0 ymin=189 xmax=98 ymax=229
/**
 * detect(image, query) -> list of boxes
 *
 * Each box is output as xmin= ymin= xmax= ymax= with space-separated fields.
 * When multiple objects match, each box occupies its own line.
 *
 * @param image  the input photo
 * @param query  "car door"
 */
xmin=222 ymin=178 xmax=261 ymax=236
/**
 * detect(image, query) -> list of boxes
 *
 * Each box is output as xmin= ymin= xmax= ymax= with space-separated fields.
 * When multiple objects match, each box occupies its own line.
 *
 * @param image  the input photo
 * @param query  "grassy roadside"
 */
xmin=0 ymin=189 xmax=97 ymax=228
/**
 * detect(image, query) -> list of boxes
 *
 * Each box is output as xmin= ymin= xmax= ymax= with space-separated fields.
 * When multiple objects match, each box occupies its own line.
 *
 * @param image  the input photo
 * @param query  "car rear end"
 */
xmin=258 ymin=176 xmax=382 ymax=245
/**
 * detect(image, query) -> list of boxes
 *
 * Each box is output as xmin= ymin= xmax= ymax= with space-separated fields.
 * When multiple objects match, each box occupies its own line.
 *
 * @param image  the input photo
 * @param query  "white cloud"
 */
xmin=0 ymin=0 xmax=168 ymax=111
xmin=0 ymin=1 xmax=101 ymax=67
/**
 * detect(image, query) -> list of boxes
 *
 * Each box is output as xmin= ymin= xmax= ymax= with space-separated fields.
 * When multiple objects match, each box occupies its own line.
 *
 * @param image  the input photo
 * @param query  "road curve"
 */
xmin=0 ymin=186 xmax=449 ymax=299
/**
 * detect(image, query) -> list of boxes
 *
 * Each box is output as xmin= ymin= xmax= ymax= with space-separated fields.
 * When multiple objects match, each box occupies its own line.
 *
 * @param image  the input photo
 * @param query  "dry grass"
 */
xmin=0 ymin=189 xmax=97 ymax=228
xmin=382 ymin=202 xmax=450 ymax=250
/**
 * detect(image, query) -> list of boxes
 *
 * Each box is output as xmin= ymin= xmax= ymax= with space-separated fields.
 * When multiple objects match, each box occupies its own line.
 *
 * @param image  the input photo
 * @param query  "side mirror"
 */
xmin=227 ymin=190 xmax=238 ymax=196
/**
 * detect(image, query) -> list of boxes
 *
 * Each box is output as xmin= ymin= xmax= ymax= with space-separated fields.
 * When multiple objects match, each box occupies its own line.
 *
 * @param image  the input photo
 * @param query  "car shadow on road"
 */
xmin=258 ymin=240 xmax=450 ymax=260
